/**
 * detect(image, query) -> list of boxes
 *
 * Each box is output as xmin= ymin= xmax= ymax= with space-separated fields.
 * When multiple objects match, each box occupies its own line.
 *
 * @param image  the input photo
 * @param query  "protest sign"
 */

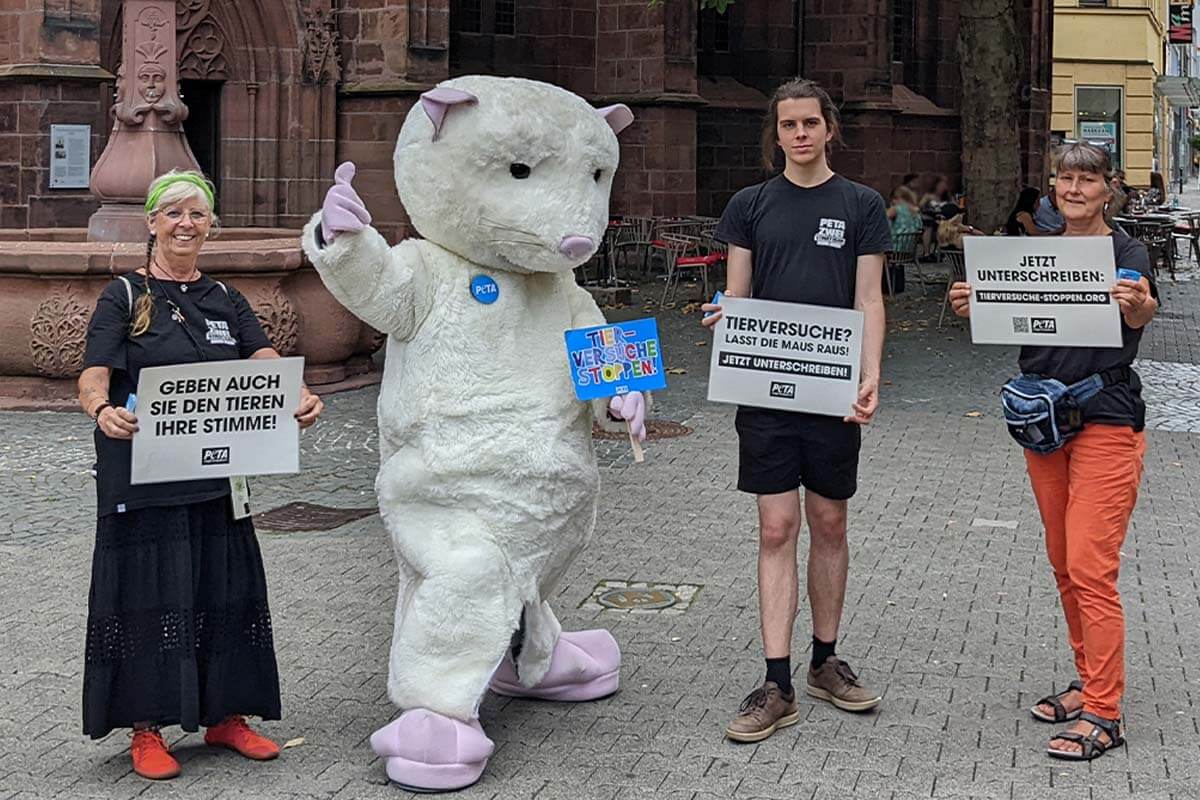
xmin=564 ymin=318 xmax=667 ymax=401
xmin=564 ymin=318 xmax=667 ymax=462
xmin=707 ymin=297 xmax=863 ymax=417
xmin=131 ymin=357 xmax=305 ymax=484
xmin=965 ymin=236 xmax=1121 ymax=347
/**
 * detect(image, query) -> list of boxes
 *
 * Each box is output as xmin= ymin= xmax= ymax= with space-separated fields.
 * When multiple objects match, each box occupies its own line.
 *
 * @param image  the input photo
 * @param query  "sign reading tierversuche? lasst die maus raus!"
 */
xmin=707 ymin=297 xmax=863 ymax=417
xmin=965 ymin=236 xmax=1121 ymax=348
xmin=131 ymin=357 xmax=305 ymax=484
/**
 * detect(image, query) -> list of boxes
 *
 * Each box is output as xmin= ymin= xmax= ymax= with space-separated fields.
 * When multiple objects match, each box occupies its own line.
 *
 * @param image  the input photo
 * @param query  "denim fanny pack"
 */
xmin=999 ymin=368 xmax=1129 ymax=454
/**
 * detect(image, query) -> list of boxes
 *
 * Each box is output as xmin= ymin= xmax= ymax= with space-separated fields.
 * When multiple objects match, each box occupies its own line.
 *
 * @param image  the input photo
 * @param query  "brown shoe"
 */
xmin=724 ymin=681 xmax=800 ymax=743
xmin=806 ymin=656 xmax=881 ymax=712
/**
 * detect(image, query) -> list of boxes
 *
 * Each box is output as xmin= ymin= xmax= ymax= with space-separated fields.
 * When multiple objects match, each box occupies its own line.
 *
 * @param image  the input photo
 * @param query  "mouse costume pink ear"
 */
xmin=596 ymin=104 xmax=634 ymax=135
xmin=420 ymin=87 xmax=478 ymax=141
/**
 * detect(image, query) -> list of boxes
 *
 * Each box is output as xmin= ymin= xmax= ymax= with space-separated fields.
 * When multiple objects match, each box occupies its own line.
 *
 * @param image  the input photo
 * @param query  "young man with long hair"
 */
xmin=703 ymin=78 xmax=890 ymax=742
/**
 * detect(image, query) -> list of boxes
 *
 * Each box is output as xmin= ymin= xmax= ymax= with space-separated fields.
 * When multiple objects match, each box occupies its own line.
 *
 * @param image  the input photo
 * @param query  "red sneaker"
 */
xmin=204 ymin=715 xmax=280 ymax=761
xmin=130 ymin=729 xmax=181 ymax=780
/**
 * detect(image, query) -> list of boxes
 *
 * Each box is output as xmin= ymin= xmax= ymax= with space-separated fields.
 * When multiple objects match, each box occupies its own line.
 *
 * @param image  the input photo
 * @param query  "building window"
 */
xmin=1076 ymin=86 xmax=1122 ymax=168
xmin=1078 ymin=0 xmax=1108 ymax=7
xmin=495 ymin=0 xmax=515 ymax=35
xmin=450 ymin=0 xmax=514 ymax=37
xmin=891 ymin=0 xmax=917 ymax=87
xmin=698 ymin=7 xmax=740 ymax=77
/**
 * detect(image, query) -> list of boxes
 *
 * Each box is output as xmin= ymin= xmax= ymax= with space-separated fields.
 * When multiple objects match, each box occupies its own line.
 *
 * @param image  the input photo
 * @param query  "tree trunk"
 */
xmin=958 ymin=1 xmax=1023 ymax=234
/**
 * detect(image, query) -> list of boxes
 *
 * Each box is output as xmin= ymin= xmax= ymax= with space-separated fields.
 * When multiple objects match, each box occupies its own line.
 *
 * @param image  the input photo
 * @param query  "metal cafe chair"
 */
xmin=884 ymin=231 xmax=922 ymax=297
xmin=937 ymin=247 xmax=967 ymax=330
xmin=657 ymin=233 xmax=725 ymax=308
xmin=607 ymin=215 xmax=656 ymax=278
xmin=1172 ymin=211 xmax=1200 ymax=270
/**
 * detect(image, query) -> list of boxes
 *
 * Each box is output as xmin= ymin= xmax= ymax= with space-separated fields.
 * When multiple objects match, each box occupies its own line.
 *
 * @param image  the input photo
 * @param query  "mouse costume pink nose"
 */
xmin=558 ymin=235 xmax=595 ymax=259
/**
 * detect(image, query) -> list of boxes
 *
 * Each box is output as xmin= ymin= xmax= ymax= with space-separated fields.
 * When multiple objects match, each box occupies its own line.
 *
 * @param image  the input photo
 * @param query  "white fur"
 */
xmin=302 ymin=76 xmax=626 ymax=719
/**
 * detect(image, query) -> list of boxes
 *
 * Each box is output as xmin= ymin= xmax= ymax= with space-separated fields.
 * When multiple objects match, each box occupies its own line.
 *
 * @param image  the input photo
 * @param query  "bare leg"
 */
xmin=756 ymin=491 xmax=802 ymax=659
xmin=804 ymin=490 xmax=849 ymax=643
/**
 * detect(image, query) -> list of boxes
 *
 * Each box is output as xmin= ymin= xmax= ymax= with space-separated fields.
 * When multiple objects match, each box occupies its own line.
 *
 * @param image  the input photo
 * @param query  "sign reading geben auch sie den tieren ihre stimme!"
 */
xmin=707 ymin=297 xmax=864 ymax=418
xmin=965 ymin=236 xmax=1121 ymax=348
xmin=130 ymin=357 xmax=305 ymax=485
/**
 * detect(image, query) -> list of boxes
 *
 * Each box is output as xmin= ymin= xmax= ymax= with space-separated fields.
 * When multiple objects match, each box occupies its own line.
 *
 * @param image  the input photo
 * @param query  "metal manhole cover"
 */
xmin=254 ymin=502 xmax=377 ymax=532
xmin=597 ymin=587 xmax=678 ymax=610
xmin=592 ymin=420 xmax=693 ymax=441
xmin=581 ymin=580 xmax=702 ymax=615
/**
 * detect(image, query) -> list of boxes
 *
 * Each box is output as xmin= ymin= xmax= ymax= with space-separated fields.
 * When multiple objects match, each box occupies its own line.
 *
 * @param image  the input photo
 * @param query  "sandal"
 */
xmin=1030 ymin=679 xmax=1084 ymax=723
xmin=1047 ymin=712 xmax=1125 ymax=761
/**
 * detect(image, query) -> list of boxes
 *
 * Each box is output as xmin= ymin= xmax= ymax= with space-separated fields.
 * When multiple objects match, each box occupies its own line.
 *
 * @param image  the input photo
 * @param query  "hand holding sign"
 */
xmin=608 ymin=390 xmax=646 ymax=462
xmin=98 ymin=406 xmax=139 ymax=440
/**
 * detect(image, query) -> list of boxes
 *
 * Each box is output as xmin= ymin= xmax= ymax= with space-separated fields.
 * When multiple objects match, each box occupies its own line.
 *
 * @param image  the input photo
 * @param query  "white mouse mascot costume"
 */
xmin=302 ymin=75 xmax=644 ymax=792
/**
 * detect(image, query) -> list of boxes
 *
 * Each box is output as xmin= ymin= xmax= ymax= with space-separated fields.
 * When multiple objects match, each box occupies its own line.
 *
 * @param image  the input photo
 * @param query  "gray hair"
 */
xmin=1056 ymin=142 xmax=1113 ymax=180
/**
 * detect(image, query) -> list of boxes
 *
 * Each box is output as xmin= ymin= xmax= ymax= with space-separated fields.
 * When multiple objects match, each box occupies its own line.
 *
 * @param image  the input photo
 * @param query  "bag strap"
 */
xmin=117 ymin=275 xmax=133 ymax=311
xmin=215 ymin=279 xmax=228 ymax=295
xmin=1067 ymin=366 xmax=1130 ymax=405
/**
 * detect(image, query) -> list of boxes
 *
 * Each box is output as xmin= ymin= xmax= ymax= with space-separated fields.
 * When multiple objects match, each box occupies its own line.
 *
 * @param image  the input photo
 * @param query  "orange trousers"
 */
xmin=1024 ymin=424 xmax=1146 ymax=720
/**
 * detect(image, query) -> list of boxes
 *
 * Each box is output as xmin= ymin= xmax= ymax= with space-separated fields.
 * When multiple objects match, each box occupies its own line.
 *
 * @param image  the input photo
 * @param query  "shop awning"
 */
xmin=1155 ymin=75 xmax=1200 ymax=106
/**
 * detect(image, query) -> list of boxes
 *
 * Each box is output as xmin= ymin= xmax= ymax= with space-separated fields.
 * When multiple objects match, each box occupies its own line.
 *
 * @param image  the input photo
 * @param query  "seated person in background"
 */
xmin=1107 ymin=176 xmax=1128 ymax=225
xmin=1034 ymin=186 xmax=1066 ymax=234
xmin=887 ymin=185 xmax=924 ymax=242
xmin=936 ymin=209 xmax=983 ymax=250
xmin=1005 ymin=187 xmax=1052 ymax=236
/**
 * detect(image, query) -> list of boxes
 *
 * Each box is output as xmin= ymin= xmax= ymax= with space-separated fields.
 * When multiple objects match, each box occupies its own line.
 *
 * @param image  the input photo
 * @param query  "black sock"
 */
xmin=811 ymin=636 xmax=837 ymax=669
xmin=765 ymin=656 xmax=793 ymax=695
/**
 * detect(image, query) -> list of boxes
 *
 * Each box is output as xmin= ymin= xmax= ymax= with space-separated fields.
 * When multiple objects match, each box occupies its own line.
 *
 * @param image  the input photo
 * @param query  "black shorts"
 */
xmin=735 ymin=407 xmax=861 ymax=500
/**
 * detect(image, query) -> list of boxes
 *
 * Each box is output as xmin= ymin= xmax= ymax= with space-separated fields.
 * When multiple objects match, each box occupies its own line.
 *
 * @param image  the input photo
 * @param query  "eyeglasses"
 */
xmin=160 ymin=209 xmax=211 ymax=223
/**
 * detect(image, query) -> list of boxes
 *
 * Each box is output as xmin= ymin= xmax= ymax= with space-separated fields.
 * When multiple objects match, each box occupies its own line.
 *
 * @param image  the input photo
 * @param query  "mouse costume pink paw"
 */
xmin=320 ymin=162 xmax=372 ymax=244
xmin=490 ymin=629 xmax=621 ymax=701
xmin=370 ymin=709 xmax=494 ymax=793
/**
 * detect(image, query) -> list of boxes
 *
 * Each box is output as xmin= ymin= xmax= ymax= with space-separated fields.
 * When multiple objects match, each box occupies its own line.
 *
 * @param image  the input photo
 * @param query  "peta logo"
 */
xmin=1031 ymin=317 xmax=1057 ymax=334
xmin=205 ymin=319 xmax=236 ymax=346
xmin=769 ymin=381 xmax=796 ymax=399
xmin=813 ymin=218 xmax=846 ymax=249
xmin=201 ymin=446 xmax=230 ymax=465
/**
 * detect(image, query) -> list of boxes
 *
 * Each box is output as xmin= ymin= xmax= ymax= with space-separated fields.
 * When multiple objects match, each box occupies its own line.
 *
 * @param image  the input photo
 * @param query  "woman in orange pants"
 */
xmin=949 ymin=142 xmax=1158 ymax=761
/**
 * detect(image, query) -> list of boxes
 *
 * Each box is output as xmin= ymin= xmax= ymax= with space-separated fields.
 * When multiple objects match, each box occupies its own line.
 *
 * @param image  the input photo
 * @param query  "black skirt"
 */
xmin=82 ymin=495 xmax=281 ymax=739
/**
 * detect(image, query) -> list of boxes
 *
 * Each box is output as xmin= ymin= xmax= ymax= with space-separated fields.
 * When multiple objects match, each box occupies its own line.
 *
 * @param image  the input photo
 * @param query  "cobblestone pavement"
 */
xmin=3 ymin=258 xmax=1200 ymax=800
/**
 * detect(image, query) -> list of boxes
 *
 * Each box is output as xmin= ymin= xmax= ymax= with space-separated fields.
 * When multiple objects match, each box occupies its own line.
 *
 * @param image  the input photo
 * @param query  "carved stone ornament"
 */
xmin=113 ymin=2 xmax=187 ymax=126
xmin=253 ymin=287 xmax=301 ymax=356
xmin=301 ymin=2 xmax=340 ymax=85
xmin=180 ymin=18 xmax=229 ymax=79
xmin=29 ymin=284 xmax=90 ymax=378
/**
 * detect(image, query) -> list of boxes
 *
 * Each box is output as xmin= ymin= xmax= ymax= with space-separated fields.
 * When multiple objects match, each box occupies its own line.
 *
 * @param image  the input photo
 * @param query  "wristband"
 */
xmin=92 ymin=402 xmax=112 ymax=421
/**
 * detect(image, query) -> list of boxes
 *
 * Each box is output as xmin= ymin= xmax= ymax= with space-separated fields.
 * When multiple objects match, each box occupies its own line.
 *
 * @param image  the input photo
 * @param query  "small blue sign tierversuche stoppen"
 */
xmin=563 ymin=317 xmax=667 ymax=402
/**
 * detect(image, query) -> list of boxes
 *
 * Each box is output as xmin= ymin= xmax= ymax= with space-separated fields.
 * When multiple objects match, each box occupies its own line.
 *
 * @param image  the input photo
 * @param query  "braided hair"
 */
xmin=130 ymin=233 xmax=156 ymax=337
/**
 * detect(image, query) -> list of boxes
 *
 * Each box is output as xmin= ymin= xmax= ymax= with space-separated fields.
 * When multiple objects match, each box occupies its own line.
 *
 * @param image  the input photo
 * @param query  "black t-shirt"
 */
xmin=714 ymin=173 xmax=893 ymax=308
xmin=1018 ymin=229 xmax=1157 ymax=429
xmin=83 ymin=274 xmax=275 ymax=517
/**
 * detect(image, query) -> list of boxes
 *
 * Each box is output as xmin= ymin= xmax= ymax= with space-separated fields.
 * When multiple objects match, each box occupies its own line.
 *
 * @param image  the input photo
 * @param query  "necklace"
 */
xmin=150 ymin=260 xmax=201 ymax=292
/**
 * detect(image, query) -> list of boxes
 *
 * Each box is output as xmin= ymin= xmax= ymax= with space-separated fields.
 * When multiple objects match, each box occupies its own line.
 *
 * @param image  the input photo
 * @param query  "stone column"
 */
xmin=87 ymin=0 xmax=201 ymax=242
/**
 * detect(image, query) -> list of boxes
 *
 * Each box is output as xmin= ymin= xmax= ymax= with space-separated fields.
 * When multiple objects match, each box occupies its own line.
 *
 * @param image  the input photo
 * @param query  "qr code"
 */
xmin=1012 ymin=317 xmax=1030 ymax=334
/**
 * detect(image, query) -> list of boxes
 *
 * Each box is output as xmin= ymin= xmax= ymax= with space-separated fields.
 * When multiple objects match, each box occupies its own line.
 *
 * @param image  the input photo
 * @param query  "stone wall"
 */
xmin=0 ymin=0 xmax=110 ymax=228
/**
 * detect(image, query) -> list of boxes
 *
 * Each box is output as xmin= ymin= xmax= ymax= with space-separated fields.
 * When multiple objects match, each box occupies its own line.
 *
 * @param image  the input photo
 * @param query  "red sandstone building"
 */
xmin=1 ymin=1 xmax=1053 ymax=240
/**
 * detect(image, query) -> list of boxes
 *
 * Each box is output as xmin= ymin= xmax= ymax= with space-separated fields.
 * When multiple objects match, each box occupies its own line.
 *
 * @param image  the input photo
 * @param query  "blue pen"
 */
xmin=703 ymin=290 xmax=723 ymax=318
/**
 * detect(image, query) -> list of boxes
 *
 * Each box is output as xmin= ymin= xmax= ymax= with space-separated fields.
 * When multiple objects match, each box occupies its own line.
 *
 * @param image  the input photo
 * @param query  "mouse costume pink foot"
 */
xmin=490 ymin=629 xmax=621 ymax=701
xmin=370 ymin=710 xmax=494 ymax=793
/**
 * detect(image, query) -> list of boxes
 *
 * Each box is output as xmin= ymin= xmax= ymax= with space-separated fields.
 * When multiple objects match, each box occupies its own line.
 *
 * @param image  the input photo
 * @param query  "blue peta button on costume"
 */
xmin=471 ymin=275 xmax=499 ymax=304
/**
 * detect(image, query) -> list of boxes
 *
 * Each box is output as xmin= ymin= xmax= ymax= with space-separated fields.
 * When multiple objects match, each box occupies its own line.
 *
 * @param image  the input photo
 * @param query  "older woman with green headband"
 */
xmin=77 ymin=170 xmax=324 ymax=780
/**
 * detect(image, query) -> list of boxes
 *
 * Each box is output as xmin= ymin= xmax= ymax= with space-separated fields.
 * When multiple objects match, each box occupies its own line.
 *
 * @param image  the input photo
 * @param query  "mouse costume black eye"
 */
xmin=510 ymin=163 xmax=531 ymax=179
xmin=593 ymin=169 xmax=603 ymax=182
